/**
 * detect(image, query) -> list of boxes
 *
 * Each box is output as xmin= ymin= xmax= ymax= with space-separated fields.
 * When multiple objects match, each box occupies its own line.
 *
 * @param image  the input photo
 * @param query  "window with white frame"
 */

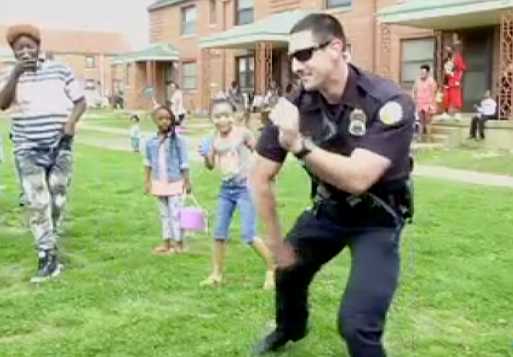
xmin=86 ymin=55 xmax=96 ymax=68
xmin=236 ymin=55 xmax=254 ymax=91
xmin=85 ymin=79 xmax=96 ymax=90
xmin=235 ymin=0 xmax=253 ymax=25
xmin=325 ymin=0 xmax=351 ymax=9
xmin=182 ymin=62 xmax=197 ymax=91
xmin=401 ymin=37 xmax=435 ymax=89
xmin=181 ymin=5 xmax=197 ymax=35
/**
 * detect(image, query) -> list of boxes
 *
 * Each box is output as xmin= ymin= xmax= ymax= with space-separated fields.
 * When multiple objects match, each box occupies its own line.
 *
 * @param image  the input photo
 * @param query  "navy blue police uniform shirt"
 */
xmin=255 ymin=64 xmax=415 ymax=185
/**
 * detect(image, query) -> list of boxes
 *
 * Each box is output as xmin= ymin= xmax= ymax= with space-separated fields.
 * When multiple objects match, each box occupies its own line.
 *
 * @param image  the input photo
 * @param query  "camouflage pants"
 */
xmin=15 ymin=138 xmax=73 ymax=251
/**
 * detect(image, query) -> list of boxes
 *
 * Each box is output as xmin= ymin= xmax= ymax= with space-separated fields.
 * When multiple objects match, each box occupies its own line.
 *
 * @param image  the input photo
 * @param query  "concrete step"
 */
xmin=415 ymin=133 xmax=449 ymax=145
xmin=431 ymin=125 xmax=463 ymax=136
xmin=430 ymin=133 xmax=449 ymax=143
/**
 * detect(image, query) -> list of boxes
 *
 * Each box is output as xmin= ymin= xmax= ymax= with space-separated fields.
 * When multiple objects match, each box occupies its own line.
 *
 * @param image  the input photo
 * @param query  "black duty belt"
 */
xmin=314 ymin=181 xmax=414 ymax=224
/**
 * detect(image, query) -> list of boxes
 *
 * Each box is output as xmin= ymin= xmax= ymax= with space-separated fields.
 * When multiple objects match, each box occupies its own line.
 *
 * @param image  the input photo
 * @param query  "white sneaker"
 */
xmin=438 ymin=113 xmax=449 ymax=121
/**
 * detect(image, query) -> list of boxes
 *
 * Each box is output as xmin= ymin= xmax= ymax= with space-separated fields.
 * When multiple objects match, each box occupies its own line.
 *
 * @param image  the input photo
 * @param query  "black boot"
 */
xmin=251 ymin=329 xmax=306 ymax=355
xmin=19 ymin=192 xmax=26 ymax=207
xmin=31 ymin=250 xmax=62 ymax=283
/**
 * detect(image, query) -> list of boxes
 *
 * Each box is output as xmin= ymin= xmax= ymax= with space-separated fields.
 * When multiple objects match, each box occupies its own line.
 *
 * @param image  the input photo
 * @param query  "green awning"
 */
xmin=377 ymin=0 xmax=513 ymax=29
xmin=199 ymin=10 xmax=312 ymax=49
xmin=147 ymin=0 xmax=188 ymax=11
xmin=111 ymin=44 xmax=179 ymax=65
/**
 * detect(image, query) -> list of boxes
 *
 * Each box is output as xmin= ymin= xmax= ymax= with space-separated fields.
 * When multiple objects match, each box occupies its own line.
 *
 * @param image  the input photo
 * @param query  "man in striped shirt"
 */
xmin=0 ymin=24 xmax=86 ymax=283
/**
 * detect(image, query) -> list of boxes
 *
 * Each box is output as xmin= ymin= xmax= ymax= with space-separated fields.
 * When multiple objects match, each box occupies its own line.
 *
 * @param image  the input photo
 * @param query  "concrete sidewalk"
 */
xmin=77 ymin=124 xmax=513 ymax=189
xmin=412 ymin=165 xmax=513 ymax=188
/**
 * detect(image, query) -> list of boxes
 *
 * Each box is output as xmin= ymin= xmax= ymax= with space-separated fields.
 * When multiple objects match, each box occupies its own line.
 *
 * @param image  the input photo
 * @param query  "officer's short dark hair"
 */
xmin=290 ymin=13 xmax=347 ymax=51
xmin=420 ymin=64 xmax=430 ymax=72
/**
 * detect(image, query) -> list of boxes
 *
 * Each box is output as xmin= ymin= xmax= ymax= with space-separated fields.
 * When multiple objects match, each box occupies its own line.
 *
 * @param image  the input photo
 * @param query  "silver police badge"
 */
xmin=348 ymin=108 xmax=367 ymax=137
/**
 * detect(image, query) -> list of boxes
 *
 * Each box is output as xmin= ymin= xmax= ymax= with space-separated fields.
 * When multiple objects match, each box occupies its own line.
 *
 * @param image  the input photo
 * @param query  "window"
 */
xmin=86 ymin=55 xmax=96 ymax=68
xmin=236 ymin=55 xmax=254 ymax=91
xmin=209 ymin=0 xmax=217 ymax=25
xmin=182 ymin=62 xmax=197 ymax=91
xmin=235 ymin=0 xmax=253 ymax=26
xmin=181 ymin=5 xmax=197 ymax=35
xmin=401 ymin=38 xmax=435 ymax=89
xmin=85 ymin=79 xmax=96 ymax=90
xmin=325 ymin=0 xmax=351 ymax=8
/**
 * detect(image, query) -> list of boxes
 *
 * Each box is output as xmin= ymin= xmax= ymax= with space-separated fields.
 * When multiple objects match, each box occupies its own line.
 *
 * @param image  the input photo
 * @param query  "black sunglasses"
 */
xmin=289 ymin=41 xmax=332 ymax=62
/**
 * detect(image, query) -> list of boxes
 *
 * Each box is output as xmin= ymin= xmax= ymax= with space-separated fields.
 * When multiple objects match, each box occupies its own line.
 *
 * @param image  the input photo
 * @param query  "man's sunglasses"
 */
xmin=289 ymin=41 xmax=332 ymax=62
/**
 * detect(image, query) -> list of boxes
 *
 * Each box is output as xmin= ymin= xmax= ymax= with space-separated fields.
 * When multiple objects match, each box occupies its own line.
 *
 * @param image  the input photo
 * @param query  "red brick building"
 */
xmin=0 ymin=27 xmax=130 ymax=102
xmin=121 ymin=0 xmax=512 ymax=119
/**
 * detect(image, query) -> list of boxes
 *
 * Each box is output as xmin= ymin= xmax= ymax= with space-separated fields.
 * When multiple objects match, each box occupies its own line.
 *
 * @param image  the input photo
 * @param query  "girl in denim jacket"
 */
xmin=145 ymin=105 xmax=191 ymax=254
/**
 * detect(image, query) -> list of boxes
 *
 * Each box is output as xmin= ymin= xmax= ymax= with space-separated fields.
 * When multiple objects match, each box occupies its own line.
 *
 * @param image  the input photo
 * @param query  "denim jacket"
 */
xmin=145 ymin=133 xmax=189 ymax=180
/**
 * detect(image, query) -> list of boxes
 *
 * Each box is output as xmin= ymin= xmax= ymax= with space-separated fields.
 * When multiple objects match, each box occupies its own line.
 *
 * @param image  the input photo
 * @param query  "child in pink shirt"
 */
xmin=144 ymin=106 xmax=191 ymax=254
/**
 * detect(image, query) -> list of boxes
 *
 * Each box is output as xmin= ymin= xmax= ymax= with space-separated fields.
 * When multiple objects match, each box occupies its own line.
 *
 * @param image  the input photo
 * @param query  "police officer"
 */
xmin=249 ymin=13 xmax=414 ymax=357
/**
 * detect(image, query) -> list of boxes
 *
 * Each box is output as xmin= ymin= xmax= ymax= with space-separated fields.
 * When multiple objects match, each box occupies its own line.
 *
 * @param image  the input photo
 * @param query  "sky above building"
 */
xmin=0 ymin=0 xmax=154 ymax=50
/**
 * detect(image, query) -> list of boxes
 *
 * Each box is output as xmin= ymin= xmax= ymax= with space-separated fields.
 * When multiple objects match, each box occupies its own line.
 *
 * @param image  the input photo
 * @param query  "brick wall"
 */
xmin=53 ymin=53 xmax=123 ymax=96
xmin=135 ymin=0 xmax=509 ymax=112
xmin=142 ymin=0 xmax=435 ymax=112
xmin=0 ymin=52 xmax=124 ymax=98
xmin=123 ymin=62 xmax=156 ymax=110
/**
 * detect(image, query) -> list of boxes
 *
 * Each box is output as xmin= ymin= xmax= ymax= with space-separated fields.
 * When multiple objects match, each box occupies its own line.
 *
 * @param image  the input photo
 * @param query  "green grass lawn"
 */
xmin=77 ymin=129 xmax=132 ymax=142
xmin=83 ymin=109 xmax=212 ymax=134
xmin=83 ymin=110 xmax=156 ymax=132
xmin=414 ymin=147 xmax=513 ymax=176
xmin=1 ymin=127 xmax=513 ymax=357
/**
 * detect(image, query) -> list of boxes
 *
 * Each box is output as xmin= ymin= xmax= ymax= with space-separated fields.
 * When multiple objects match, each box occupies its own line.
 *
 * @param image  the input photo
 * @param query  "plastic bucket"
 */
xmin=180 ymin=207 xmax=206 ymax=230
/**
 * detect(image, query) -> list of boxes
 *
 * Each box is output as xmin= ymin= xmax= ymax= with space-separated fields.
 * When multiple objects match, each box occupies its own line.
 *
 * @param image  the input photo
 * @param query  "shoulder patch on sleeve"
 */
xmin=379 ymin=101 xmax=403 ymax=125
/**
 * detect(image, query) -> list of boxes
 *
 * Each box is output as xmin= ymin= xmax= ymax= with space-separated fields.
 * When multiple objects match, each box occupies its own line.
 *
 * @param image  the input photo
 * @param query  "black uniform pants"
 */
xmin=469 ymin=114 xmax=494 ymax=139
xmin=275 ymin=199 xmax=403 ymax=357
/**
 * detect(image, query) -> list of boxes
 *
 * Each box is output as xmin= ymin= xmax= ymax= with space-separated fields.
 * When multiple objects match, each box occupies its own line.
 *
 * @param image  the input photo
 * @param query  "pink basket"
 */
xmin=180 ymin=195 xmax=208 ymax=231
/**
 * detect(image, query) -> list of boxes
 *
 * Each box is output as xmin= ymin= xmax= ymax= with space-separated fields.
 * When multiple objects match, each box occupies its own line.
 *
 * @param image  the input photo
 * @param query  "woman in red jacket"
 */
xmin=443 ymin=45 xmax=467 ymax=120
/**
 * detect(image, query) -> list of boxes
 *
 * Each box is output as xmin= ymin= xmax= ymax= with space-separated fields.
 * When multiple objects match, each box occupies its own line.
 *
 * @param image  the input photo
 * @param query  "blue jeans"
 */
xmin=131 ymin=137 xmax=140 ymax=152
xmin=213 ymin=179 xmax=257 ymax=243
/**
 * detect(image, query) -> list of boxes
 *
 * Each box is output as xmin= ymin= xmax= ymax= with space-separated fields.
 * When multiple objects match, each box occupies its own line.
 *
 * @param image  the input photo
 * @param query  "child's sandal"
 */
xmin=200 ymin=275 xmax=222 ymax=286
xmin=153 ymin=245 xmax=175 ymax=254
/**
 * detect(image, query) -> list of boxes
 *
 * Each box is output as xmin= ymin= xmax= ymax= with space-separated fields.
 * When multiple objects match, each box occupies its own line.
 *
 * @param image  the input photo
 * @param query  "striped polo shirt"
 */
xmin=0 ymin=59 xmax=85 ymax=152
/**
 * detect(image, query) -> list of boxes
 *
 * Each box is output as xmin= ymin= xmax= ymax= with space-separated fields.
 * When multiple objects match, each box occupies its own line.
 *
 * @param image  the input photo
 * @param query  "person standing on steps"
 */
xmin=0 ymin=24 xmax=86 ymax=283
xmin=441 ymin=44 xmax=466 ymax=121
xmin=413 ymin=64 xmax=437 ymax=142
xmin=249 ymin=13 xmax=414 ymax=357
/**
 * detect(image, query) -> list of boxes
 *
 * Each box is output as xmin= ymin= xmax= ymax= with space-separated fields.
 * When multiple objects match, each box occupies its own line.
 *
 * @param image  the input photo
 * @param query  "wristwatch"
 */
xmin=294 ymin=137 xmax=315 ymax=159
